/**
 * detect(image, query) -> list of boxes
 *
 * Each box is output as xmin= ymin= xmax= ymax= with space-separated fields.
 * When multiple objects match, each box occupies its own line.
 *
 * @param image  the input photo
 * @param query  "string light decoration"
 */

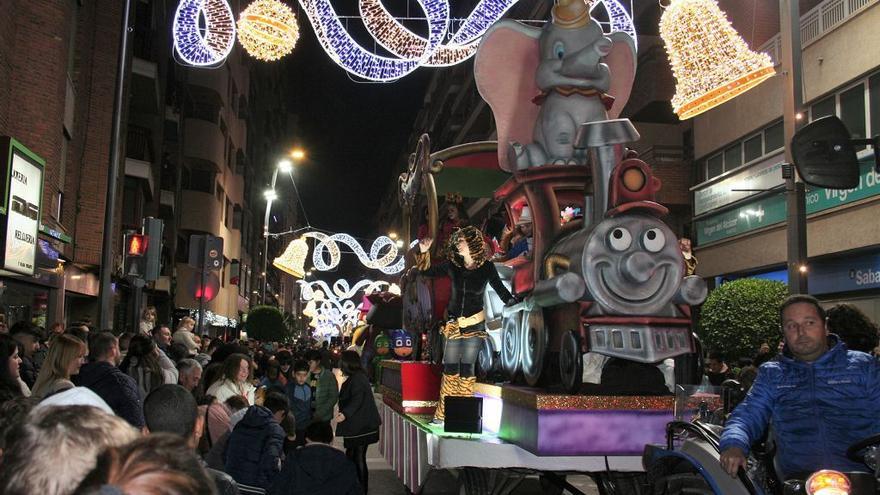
xmin=172 ymin=0 xmax=236 ymax=67
xmin=273 ymin=236 xmax=308 ymax=278
xmin=303 ymin=232 xmax=406 ymax=274
xmin=659 ymin=0 xmax=775 ymax=119
xmin=237 ymin=0 xmax=300 ymax=61
xmin=299 ymin=278 xmax=392 ymax=302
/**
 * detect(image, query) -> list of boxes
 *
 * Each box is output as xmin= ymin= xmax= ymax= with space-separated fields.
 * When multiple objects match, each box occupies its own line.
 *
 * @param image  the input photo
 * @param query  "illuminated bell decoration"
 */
xmin=238 ymin=0 xmax=300 ymax=61
xmin=659 ymin=0 xmax=775 ymax=120
xmin=273 ymin=236 xmax=308 ymax=278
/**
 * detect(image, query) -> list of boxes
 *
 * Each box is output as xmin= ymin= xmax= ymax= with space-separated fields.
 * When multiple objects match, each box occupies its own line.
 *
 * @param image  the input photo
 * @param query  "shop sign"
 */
xmin=0 ymin=138 xmax=45 ymax=276
xmin=695 ymin=193 xmax=786 ymax=244
xmin=693 ymin=153 xmax=784 ymax=216
xmin=696 ymin=156 xmax=878 ymax=245
xmin=809 ymin=252 xmax=880 ymax=295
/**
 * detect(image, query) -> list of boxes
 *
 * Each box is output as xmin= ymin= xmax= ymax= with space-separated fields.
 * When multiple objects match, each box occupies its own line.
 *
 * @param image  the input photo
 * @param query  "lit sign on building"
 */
xmin=0 ymin=138 xmax=45 ymax=276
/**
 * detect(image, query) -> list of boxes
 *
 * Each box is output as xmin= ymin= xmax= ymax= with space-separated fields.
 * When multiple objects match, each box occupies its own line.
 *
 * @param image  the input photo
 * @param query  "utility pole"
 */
xmin=99 ymin=0 xmax=134 ymax=331
xmin=780 ymin=0 xmax=808 ymax=295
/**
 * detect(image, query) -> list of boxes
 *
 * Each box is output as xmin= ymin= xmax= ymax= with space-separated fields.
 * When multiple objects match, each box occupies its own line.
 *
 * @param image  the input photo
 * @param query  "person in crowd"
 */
xmin=335 ymin=350 xmax=382 ymax=493
xmin=170 ymin=341 xmax=192 ymax=363
xmin=752 ymin=342 xmax=775 ymax=367
xmin=120 ymin=334 xmax=177 ymax=396
xmin=65 ymin=326 xmax=90 ymax=347
xmin=174 ymin=316 xmax=200 ymax=357
xmin=0 ymin=397 xmax=37 ymax=462
xmin=31 ymin=333 xmax=87 ymax=398
xmin=179 ymin=358 xmax=204 ymax=393
xmin=261 ymin=361 xmax=287 ymax=391
xmin=204 ymin=395 xmax=251 ymax=471
xmin=74 ymin=332 xmax=144 ymax=428
xmin=267 ymin=421 xmax=362 ymax=495
xmin=826 ymin=303 xmax=880 ymax=354
xmin=287 ymin=359 xmax=312 ymax=447
xmin=305 ymin=349 xmax=338 ymax=424
xmin=276 ymin=350 xmax=293 ymax=379
xmin=9 ymin=322 xmax=40 ymax=389
xmin=705 ymin=351 xmax=733 ymax=386
xmin=143 ymin=385 xmax=239 ymax=495
xmin=118 ymin=332 xmax=134 ymax=361
xmin=1 ymin=334 xmax=29 ymax=398
xmin=138 ymin=305 xmax=158 ymax=336
xmin=0 ymin=405 xmax=139 ymax=495
xmin=152 ymin=324 xmax=173 ymax=353
xmin=207 ymin=352 xmax=256 ymax=404
xmin=720 ymin=295 xmax=880 ymax=479
xmin=224 ymin=391 xmax=289 ymax=491
xmin=48 ymin=322 xmax=65 ymax=338
xmin=72 ymin=434 xmax=216 ymax=495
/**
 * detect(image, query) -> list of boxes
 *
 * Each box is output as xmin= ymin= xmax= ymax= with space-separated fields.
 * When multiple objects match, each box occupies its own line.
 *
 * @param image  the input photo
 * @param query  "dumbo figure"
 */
xmin=475 ymin=0 xmax=637 ymax=171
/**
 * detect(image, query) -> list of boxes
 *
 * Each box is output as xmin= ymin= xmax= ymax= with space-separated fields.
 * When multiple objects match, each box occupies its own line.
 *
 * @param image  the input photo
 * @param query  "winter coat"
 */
xmin=75 ymin=361 xmax=145 ymax=427
xmin=310 ymin=368 xmax=338 ymax=423
xmin=420 ymin=259 xmax=514 ymax=317
xmin=173 ymin=329 xmax=200 ymax=355
xmin=207 ymin=378 xmax=256 ymax=405
xmin=19 ymin=355 xmax=37 ymax=389
xmin=720 ymin=336 xmax=880 ymax=477
xmin=224 ymin=405 xmax=285 ymax=489
xmin=286 ymin=382 xmax=312 ymax=429
xmin=335 ymin=372 xmax=381 ymax=440
xmin=266 ymin=444 xmax=362 ymax=495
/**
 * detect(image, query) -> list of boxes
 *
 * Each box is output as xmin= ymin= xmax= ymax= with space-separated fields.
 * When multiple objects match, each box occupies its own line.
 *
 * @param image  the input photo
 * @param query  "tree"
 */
xmin=245 ymin=306 xmax=287 ymax=342
xmin=698 ymin=278 xmax=788 ymax=362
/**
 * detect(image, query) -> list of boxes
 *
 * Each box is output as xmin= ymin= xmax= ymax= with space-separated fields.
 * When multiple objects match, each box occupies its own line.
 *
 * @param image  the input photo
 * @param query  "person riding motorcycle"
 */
xmin=719 ymin=295 xmax=880 ymax=480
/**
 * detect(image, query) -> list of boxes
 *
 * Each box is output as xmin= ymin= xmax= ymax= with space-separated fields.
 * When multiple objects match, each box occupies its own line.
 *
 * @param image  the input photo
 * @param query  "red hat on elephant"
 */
xmin=606 ymin=158 xmax=668 ymax=217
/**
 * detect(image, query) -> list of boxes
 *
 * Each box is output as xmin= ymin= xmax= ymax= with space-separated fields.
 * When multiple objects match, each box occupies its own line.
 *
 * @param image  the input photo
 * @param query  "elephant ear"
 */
xmin=604 ymin=32 xmax=638 ymax=119
xmin=475 ymin=21 xmax=542 ymax=173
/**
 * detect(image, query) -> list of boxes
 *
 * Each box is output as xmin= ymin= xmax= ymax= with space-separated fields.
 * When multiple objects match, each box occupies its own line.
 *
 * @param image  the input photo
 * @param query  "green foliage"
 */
xmin=245 ymin=305 xmax=287 ymax=342
xmin=698 ymin=278 xmax=788 ymax=361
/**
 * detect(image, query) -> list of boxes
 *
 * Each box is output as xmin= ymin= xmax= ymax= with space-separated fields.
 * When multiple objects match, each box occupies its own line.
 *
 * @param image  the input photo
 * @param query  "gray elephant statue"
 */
xmin=474 ymin=0 xmax=637 ymax=171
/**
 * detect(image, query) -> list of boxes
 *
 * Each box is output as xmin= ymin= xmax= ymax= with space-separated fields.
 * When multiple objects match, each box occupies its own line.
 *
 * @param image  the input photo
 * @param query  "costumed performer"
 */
xmin=416 ymin=225 xmax=515 ymax=424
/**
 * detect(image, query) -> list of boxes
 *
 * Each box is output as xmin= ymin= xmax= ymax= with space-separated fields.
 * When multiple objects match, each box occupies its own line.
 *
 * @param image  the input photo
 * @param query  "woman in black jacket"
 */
xmin=335 ymin=350 xmax=381 ymax=493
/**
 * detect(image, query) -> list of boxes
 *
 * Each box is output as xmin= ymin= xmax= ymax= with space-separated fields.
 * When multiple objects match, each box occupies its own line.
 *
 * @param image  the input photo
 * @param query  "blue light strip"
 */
xmin=173 ymin=0 xmax=236 ymax=67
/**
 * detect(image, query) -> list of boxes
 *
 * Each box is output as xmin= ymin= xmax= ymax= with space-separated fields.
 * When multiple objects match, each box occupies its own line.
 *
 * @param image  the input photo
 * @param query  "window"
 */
xmin=764 ymin=122 xmax=784 ymax=152
xmin=811 ymin=95 xmax=835 ymax=120
xmin=216 ymin=185 xmax=224 ymax=204
xmin=706 ymin=154 xmax=723 ymax=180
xmin=187 ymin=169 xmax=214 ymax=193
xmin=870 ymin=74 xmax=880 ymax=139
xmin=743 ymin=134 xmax=763 ymax=163
xmin=225 ymin=199 xmax=232 ymax=228
xmin=840 ymin=83 xmax=866 ymax=140
xmin=723 ymin=143 xmax=742 ymax=171
xmin=121 ymin=177 xmax=141 ymax=228
xmin=233 ymin=204 xmax=243 ymax=230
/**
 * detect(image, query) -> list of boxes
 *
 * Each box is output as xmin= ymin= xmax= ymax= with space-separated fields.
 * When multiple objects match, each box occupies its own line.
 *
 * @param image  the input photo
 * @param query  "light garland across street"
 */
xmin=172 ymin=0 xmax=237 ymax=67
xmin=303 ymin=232 xmax=406 ymax=275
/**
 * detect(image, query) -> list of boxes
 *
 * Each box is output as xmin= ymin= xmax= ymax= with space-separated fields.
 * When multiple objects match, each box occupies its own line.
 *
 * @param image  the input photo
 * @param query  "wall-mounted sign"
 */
xmin=0 ymin=138 xmax=45 ymax=276
xmin=809 ymin=251 xmax=880 ymax=295
xmin=693 ymin=153 xmax=784 ymax=216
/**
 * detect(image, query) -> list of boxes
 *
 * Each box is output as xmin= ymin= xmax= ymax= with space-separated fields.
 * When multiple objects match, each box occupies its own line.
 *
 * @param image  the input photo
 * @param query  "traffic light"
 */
xmin=191 ymin=273 xmax=221 ymax=302
xmin=204 ymin=236 xmax=224 ymax=272
xmin=123 ymin=233 xmax=148 ymax=277
xmin=142 ymin=217 xmax=164 ymax=281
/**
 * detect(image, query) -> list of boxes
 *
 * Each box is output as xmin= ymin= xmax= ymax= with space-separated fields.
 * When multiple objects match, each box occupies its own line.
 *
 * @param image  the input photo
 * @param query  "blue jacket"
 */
xmin=225 ymin=405 xmax=285 ymax=488
xmin=74 ymin=361 xmax=145 ymax=428
xmin=720 ymin=336 xmax=880 ymax=477
xmin=286 ymin=382 xmax=312 ymax=430
xmin=267 ymin=444 xmax=362 ymax=495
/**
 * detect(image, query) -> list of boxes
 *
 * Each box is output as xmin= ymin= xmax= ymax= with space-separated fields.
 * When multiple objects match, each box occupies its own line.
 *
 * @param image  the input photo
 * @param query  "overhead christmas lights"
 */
xmin=299 ymin=278 xmax=391 ymax=302
xmin=238 ymin=0 xmax=300 ymax=61
xmin=303 ymin=232 xmax=406 ymax=274
xmin=273 ymin=236 xmax=309 ymax=278
xmin=659 ymin=0 xmax=775 ymax=119
xmin=172 ymin=0 xmax=237 ymax=67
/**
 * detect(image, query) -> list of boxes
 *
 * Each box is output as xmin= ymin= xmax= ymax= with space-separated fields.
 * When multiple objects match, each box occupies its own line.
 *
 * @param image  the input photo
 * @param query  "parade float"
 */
xmin=376 ymin=0 xmax=711 ymax=493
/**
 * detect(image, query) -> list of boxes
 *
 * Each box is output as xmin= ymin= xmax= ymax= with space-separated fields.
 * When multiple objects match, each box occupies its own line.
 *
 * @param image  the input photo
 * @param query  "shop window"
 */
xmin=706 ymin=154 xmax=724 ymax=180
xmin=870 ymin=74 xmax=880 ymax=138
xmin=811 ymin=95 xmax=836 ymax=120
xmin=840 ymin=83 xmax=866 ymax=141
xmin=724 ymin=143 xmax=742 ymax=172
xmin=764 ymin=122 xmax=784 ymax=152
xmin=743 ymin=134 xmax=763 ymax=163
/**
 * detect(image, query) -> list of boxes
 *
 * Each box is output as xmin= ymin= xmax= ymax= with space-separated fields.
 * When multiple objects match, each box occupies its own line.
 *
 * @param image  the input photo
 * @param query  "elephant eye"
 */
xmin=553 ymin=41 xmax=565 ymax=59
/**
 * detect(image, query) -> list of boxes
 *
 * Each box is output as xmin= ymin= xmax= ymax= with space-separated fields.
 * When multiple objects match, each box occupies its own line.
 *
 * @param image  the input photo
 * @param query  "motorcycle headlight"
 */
xmin=806 ymin=470 xmax=851 ymax=495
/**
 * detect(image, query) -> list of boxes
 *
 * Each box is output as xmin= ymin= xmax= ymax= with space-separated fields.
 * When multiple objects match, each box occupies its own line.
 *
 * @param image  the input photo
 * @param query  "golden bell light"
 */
xmin=659 ymin=0 xmax=776 ymax=120
xmin=273 ymin=236 xmax=308 ymax=278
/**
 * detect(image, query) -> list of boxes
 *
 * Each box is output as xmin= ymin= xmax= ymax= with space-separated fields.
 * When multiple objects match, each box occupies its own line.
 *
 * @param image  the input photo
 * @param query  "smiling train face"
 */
xmin=583 ymin=212 xmax=684 ymax=315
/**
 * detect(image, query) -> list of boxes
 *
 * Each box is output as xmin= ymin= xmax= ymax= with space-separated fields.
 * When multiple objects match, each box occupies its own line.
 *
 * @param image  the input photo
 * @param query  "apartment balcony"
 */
xmin=179 ymin=191 xmax=222 ymax=235
xmin=131 ymin=27 xmax=160 ymax=115
xmin=124 ymin=126 xmax=155 ymax=198
xmin=187 ymin=71 xmax=228 ymax=107
xmin=183 ymin=118 xmax=224 ymax=171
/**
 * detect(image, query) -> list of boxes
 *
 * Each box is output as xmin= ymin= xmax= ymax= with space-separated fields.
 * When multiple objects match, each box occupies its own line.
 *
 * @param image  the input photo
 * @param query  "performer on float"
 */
xmin=679 ymin=237 xmax=698 ymax=276
xmin=416 ymin=226 xmax=515 ymax=423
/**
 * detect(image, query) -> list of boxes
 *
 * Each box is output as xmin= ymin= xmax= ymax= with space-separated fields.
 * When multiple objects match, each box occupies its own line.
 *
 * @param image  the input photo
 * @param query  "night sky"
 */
xmin=279 ymin=27 xmax=432 ymax=238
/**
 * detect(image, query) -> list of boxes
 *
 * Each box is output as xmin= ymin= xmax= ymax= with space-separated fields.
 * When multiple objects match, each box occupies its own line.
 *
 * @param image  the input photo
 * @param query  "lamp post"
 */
xmin=262 ymin=150 xmax=305 ymax=305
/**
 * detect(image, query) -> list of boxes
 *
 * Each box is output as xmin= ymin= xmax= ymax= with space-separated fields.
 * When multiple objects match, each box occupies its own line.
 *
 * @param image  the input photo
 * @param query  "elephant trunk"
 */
xmin=560 ymin=38 xmax=612 ymax=79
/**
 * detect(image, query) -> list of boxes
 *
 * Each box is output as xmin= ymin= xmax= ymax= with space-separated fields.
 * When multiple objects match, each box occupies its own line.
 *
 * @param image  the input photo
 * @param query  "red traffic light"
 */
xmin=190 ymin=273 xmax=221 ymax=303
xmin=127 ymin=234 xmax=148 ymax=256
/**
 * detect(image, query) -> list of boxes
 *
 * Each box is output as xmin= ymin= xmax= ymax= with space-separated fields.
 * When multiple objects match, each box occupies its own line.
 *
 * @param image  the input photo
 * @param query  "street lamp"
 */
xmin=262 ymin=154 xmax=305 ymax=304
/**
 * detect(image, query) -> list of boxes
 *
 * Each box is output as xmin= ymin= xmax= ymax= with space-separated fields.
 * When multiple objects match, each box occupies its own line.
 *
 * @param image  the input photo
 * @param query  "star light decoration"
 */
xmin=237 ymin=0 xmax=300 ymax=61
xmin=172 ymin=0 xmax=237 ymax=67
xmin=659 ymin=0 xmax=775 ymax=119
